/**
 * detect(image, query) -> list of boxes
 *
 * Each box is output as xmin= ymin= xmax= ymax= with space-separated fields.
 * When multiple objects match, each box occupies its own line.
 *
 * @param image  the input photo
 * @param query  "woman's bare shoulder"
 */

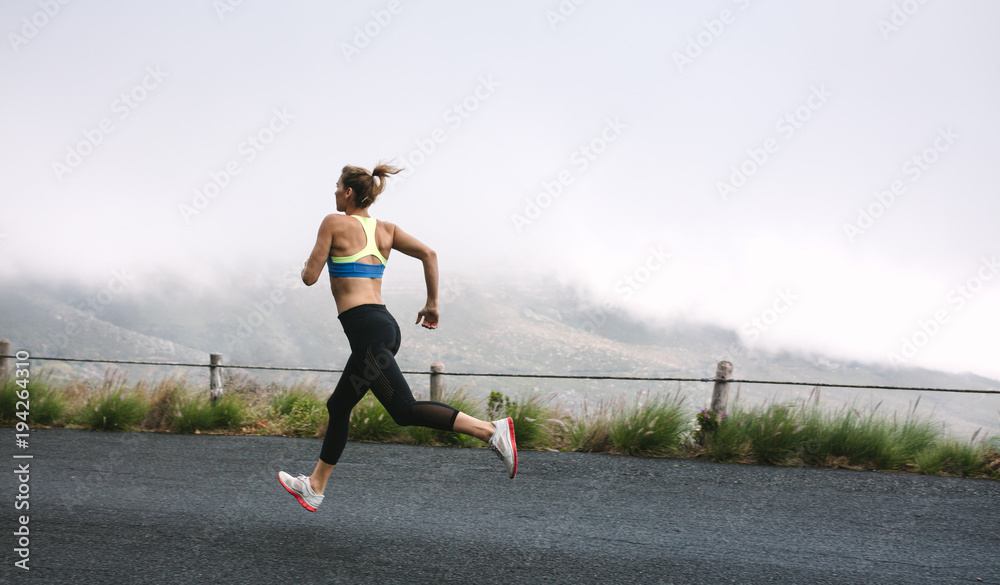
xmin=322 ymin=213 xmax=357 ymax=231
xmin=317 ymin=213 xmax=345 ymax=225
xmin=374 ymin=218 xmax=398 ymax=236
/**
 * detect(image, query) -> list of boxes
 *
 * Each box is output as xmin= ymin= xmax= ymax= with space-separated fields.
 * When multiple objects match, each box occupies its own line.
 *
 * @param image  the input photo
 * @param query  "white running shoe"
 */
xmin=278 ymin=471 xmax=323 ymax=512
xmin=488 ymin=417 xmax=518 ymax=479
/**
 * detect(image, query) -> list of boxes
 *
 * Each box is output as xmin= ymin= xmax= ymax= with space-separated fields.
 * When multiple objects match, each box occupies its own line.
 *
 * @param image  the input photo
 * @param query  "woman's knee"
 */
xmin=326 ymin=391 xmax=356 ymax=418
xmin=384 ymin=405 xmax=413 ymax=427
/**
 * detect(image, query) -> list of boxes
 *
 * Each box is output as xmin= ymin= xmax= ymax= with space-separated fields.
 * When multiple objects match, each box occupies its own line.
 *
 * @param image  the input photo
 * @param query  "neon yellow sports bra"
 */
xmin=326 ymin=215 xmax=387 ymax=278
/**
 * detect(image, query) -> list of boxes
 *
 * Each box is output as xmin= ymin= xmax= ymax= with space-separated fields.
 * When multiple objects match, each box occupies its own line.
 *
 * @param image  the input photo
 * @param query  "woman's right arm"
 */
xmin=390 ymin=224 xmax=439 ymax=329
xmin=301 ymin=215 xmax=336 ymax=286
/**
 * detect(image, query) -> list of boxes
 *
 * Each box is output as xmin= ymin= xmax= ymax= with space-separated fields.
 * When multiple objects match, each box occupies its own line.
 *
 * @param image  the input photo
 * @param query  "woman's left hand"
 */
xmin=416 ymin=306 xmax=439 ymax=329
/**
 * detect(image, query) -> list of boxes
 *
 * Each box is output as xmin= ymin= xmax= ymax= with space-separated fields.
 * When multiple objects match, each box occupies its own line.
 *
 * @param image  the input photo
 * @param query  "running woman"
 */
xmin=278 ymin=162 xmax=517 ymax=512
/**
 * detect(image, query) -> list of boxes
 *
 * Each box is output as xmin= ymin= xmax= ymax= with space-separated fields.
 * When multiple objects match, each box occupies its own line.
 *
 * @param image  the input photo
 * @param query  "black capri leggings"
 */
xmin=320 ymin=304 xmax=459 ymax=464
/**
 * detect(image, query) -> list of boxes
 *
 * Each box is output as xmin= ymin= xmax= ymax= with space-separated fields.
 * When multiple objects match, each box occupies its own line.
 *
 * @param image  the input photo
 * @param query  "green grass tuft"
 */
xmin=0 ymin=379 xmax=18 ymax=423
xmin=30 ymin=385 xmax=68 ymax=425
xmin=142 ymin=376 xmax=188 ymax=430
xmin=283 ymin=399 xmax=328 ymax=438
xmin=565 ymin=398 xmax=614 ymax=453
xmin=270 ymin=387 xmax=323 ymax=417
xmin=348 ymin=393 xmax=402 ymax=442
xmin=700 ymin=410 xmax=752 ymax=463
xmin=507 ymin=392 xmax=559 ymax=450
xmin=265 ymin=386 xmax=327 ymax=437
xmin=80 ymin=389 xmax=149 ymax=431
xmin=171 ymin=393 xmax=249 ymax=433
xmin=0 ymin=374 xmax=68 ymax=425
xmin=744 ymin=404 xmax=806 ymax=465
xmin=914 ymin=440 xmax=986 ymax=477
xmin=701 ymin=399 xmax=966 ymax=474
xmin=610 ymin=391 xmax=690 ymax=457
xmin=173 ymin=397 xmax=214 ymax=433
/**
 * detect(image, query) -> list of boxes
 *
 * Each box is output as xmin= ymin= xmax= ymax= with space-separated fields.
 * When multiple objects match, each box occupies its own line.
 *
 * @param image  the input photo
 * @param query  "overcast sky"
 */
xmin=2 ymin=0 xmax=999 ymax=380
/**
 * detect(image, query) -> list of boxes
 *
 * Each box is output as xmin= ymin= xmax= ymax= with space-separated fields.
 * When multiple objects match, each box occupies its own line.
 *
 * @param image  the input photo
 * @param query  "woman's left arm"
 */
xmin=301 ymin=215 xmax=336 ymax=286
xmin=389 ymin=222 xmax=439 ymax=328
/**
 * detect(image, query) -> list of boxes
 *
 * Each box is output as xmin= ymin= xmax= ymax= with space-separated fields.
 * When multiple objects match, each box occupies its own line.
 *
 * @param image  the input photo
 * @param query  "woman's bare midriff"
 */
xmin=330 ymin=275 xmax=384 ymax=315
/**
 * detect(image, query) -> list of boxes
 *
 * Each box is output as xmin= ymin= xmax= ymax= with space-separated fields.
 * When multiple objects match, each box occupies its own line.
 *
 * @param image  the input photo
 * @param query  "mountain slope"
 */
xmin=1 ymin=274 xmax=997 ymax=436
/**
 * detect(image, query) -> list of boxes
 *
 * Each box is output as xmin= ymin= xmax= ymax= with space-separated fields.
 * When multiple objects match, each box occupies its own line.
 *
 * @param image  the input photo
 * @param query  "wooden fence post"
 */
xmin=0 ymin=339 xmax=10 ymax=380
xmin=711 ymin=360 xmax=733 ymax=415
xmin=430 ymin=361 xmax=445 ymax=402
xmin=210 ymin=353 xmax=224 ymax=403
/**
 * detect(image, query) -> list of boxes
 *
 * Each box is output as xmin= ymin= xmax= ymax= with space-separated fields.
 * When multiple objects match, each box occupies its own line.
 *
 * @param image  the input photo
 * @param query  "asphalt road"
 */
xmin=1 ymin=428 xmax=997 ymax=585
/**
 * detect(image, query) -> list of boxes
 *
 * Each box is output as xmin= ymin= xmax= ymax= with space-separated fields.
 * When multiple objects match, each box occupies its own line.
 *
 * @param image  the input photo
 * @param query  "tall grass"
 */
xmin=172 ymin=394 xmax=249 ymax=433
xmin=270 ymin=385 xmax=323 ymax=417
xmin=913 ymin=439 xmax=985 ymax=477
xmin=0 ymin=373 xmax=68 ymax=425
xmin=78 ymin=371 xmax=149 ymax=431
xmin=3 ymin=371 xmax=997 ymax=480
xmin=696 ymin=398 xmax=991 ymax=476
xmin=348 ymin=393 xmax=402 ymax=442
xmin=282 ymin=399 xmax=328 ymax=438
xmin=257 ymin=382 xmax=327 ymax=437
xmin=565 ymin=397 xmax=614 ymax=453
xmin=609 ymin=391 xmax=690 ymax=456
xmin=794 ymin=400 xmax=939 ymax=469
xmin=743 ymin=404 xmax=808 ymax=465
xmin=506 ymin=392 xmax=560 ymax=450
xmin=143 ymin=376 xmax=187 ymax=430
xmin=700 ymin=409 xmax=751 ymax=463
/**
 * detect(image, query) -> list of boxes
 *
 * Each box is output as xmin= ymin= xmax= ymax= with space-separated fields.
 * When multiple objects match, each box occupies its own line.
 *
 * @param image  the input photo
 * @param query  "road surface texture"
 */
xmin=1 ymin=428 xmax=997 ymax=584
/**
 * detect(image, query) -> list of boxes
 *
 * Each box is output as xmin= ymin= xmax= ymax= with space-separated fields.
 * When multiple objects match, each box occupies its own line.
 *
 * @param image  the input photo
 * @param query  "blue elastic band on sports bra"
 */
xmin=326 ymin=259 xmax=385 ymax=278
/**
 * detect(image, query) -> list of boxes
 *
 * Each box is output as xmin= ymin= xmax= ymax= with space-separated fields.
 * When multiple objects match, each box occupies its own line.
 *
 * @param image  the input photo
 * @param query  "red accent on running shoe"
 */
xmin=278 ymin=472 xmax=318 ymax=512
xmin=507 ymin=417 xmax=518 ymax=478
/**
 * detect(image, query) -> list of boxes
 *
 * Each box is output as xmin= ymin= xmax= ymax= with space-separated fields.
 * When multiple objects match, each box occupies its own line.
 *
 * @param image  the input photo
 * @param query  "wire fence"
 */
xmin=3 ymin=353 xmax=1000 ymax=395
